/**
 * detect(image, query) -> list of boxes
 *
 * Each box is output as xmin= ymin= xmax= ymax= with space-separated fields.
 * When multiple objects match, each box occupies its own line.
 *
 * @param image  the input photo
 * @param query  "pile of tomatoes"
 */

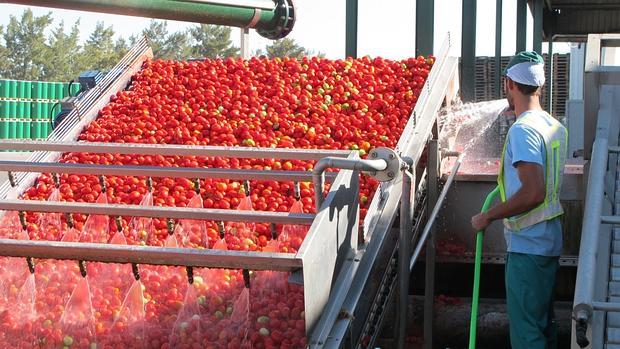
xmin=0 ymin=54 xmax=432 ymax=348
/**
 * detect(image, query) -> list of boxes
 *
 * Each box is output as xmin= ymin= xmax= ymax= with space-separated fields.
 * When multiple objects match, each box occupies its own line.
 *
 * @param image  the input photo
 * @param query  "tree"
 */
xmin=189 ymin=24 xmax=238 ymax=59
xmin=136 ymin=20 xmax=190 ymax=60
xmin=1 ymin=9 xmax=52 ymax=80
xmin=256 ymin=38 xmax=313 ymax=59
xmin=79 ymin=22 xmax=122 ymax=72
xmin=43 ymin=21 xmax=81 ymax=81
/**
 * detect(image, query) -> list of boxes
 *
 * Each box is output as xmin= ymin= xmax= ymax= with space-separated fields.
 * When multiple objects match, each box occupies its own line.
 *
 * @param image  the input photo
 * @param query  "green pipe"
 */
xmin=468 ymin=185 xmax=500 ymax=349
xmin=3 ymin=0 xmax=295 ymax=39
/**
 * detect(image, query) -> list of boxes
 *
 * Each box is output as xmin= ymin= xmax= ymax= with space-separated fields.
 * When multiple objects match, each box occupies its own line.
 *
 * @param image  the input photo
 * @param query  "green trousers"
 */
xmin=505 ymin=252 xmax=559 ymax=349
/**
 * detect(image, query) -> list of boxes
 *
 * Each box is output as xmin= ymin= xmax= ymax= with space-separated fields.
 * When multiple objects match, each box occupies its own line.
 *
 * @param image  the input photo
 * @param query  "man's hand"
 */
xmin=471 ymin=212 xmax=492 ymax=232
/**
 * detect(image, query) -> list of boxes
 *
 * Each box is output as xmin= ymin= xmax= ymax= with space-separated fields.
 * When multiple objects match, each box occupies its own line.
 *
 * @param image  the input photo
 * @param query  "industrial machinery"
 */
xmin=0 ymin=1 xmax=619 ymax=348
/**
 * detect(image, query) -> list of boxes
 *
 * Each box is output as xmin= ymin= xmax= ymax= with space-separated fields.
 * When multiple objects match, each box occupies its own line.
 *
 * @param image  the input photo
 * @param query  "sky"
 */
xmin=0 ymin=0 xmax=570 ymax=60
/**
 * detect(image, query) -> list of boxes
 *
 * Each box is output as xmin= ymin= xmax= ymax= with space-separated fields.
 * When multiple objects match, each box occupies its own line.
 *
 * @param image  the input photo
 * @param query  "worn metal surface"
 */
xmin=0 ymin=199 xmax=315 ymax=224
xmin=0 ymin=238 xmax=302 ymax=270
xmin=301 ymin=165 xmax=359 ymax=338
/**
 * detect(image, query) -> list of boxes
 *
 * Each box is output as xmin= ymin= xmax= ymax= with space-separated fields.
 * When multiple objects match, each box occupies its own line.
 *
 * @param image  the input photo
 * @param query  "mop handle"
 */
xmin=468 ymin=186 xmax=500 ymax=349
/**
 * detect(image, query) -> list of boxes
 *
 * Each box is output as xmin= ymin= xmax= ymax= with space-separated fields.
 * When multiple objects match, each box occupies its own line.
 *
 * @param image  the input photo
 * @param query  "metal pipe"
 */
xmin=3 ymin=0 xmax=296 ymax=39
xmin=592 ymin=301 xmax=620 ymax=312
xmin=573 ymin=137 xmax=609 ymax=327
xmin=0 ymin=161 xmax=336 ymax=183
xmin=312 ymin=157 xmax=387 ymax=210
xmin=0 ymin=199 xmax=315 ymax=224
xmin=601 ymin=216 xmax=620 ymax=224
xmin=0 ymin=140 xmax=351 ymax=160
xmin=409 ymin=154 xmax=464 ymax=271
xmin=610 ymin=146 xmax=620 ymax=153
xmin=0 ymin=238 xmax=302 ymax=271
xmin=397 ymin=169 xmax=414 ymax=349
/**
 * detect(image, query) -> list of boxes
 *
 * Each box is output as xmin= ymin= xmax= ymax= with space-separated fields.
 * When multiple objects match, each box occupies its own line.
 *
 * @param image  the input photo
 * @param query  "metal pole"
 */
xmin=240 ymin=27 xmax=250 ymax=59
xmin=495 ymin=0 xmax=503 ymax=99
xmin=424 ymin=140 xmax=439 ymax=349
xmin=0 ymin=161 xmax=334 ymax=183
xmin=0 ymin=199 xmax=315 ymax=224
xmin=533 ymin=0 xmax=543 ymax=54
xmin=573 ymin=137 xmax=609 ymax=331
xmin=397 ymin=168 xmax=414 ymax=349
xmin=461 ymin=0 xmax=477 ymax=102
xmin=410 ymin=154 xmax=464 ymax=271
xmin=0 ymin=140 xmax=352 ymax=160
xmin=516 ymin=0 xmax=527 ymax=52
xmin=345 ymin=0 xmax=358 ymax=58
xmin=415 ymin=0 xmax=434 ymax=57
xmin=0 ymin=238 xmax=302 ymax=271
xmin=547 ymin=38 xmax=554 ymax=114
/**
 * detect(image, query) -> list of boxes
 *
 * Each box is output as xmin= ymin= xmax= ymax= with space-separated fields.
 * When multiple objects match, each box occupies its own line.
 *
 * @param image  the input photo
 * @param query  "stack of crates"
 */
xmin=0 ymin=79 xmax=81 ymax=142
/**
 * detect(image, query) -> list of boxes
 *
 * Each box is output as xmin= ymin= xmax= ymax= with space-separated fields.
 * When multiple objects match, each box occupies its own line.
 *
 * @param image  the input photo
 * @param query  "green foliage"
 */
xmin=2 ymin=9 xmax=52 ymax=80
xmin=0 ymin=9 xmax=316 ymax=82
xmin=189 ymin=24 xmax=239 ymax=59
xmin=255 ymin=38 xmax=315 ymax=59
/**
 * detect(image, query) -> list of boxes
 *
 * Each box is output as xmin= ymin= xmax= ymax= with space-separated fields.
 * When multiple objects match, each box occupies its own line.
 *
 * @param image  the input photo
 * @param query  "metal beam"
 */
xmin=0 ymin=161 xmax=335 ymax=183
xmin=461 ymin=0 xmax=477 ymax=102
xmin=547 ymin=37 xmax=554 ymax=113
xmin=533 ymin=0 xmax=543 ymax=54
xmin=424 ymin=139 xmax=439 ymax=349
xmin=415 ymin=0 xmax=434 ymax=57
xmin=0 ymin=199 xmax=315 ymax=224
xmin=0 ymin=140 xmax=352 ymax=160
xmin=495 ymin=0 xmax=503 ymax=99
xmin=516 ymin=0 xmax=527 ymax=52
xmin=345 ymin=0 xmax=358 ymax=58
xmin=0 ymin=238 xmax=302 ymax=271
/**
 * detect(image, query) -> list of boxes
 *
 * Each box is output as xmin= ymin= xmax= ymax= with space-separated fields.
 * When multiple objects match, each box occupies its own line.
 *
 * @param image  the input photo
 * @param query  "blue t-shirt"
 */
xmin=502 ymin=110 xmax=563 ymax=257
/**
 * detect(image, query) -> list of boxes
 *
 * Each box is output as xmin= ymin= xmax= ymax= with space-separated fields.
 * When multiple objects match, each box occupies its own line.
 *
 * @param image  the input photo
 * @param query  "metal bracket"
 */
xmin=367 ymin=147 xmax=405 ymax=182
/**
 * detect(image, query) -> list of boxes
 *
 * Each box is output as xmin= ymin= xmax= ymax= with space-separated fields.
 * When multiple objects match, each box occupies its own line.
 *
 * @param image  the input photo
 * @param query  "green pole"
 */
xmin=415 ymin=0 xmax=434 ymax=57
xmin=468 ymin=186 xmax=500 ymax=349
xmin=461 ymin=0 xmax=477 ymax=102
xmin=533 ymin=0 xmax=543 ymax=54
xmin=6 ymin=0 xmax=295 ymax=39
xmin=494 ymin=0 xmax=503 ymax=99
xmin=516 ymin=0 xmax=527 ymax=52
xmin=345 ymin=0 xmax=358 ymax=58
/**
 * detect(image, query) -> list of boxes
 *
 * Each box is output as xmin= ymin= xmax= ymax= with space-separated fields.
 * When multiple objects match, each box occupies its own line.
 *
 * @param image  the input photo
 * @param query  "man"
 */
xmin=471 ymin=51 xmax=568 ymax=349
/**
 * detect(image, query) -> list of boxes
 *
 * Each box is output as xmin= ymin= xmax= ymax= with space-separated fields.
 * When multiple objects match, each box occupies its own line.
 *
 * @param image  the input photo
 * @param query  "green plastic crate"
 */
xmin=15 ymin=120 xmax=23 ymax=139
xmin=9 ymin=101 xmax=17 ymax=118
xmin=17 ymin=81 xmax=29 ymax=99
xmin=8 ymin=120 xmax=16 ymax=138
xmin=23 ymin=102 xmax=31 ymax=119
xmin=48 ymin=83 xmax=57 ymax=100
xmin=8 ymin=80 xmax=17 ymax=99
xmin=0 ymin=101 xmax=7 ymax=119
xmin=22 ymin=120 xmax=31 ymax=139
xmin=31 ymin=81 xmax=42 ymax=99
xmin=70 ymin=83 xmax=81 ymax=96
xmin=0 ymin=120 xmax=8 ymax=139
xmin=31 ymin=121 xmax=41 ymax=139
xmin=0 ymin=80 xmax=8 ymax=98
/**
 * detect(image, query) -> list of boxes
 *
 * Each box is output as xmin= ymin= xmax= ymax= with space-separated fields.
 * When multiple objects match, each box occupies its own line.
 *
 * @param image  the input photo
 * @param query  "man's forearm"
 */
xmin=486 ymin=188 xmax=543 ymax=222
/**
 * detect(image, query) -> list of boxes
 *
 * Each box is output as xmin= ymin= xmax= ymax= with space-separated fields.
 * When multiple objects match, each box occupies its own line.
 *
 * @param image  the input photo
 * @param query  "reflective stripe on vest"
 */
xmin=497 ymin=111 xmax=568 ymax=231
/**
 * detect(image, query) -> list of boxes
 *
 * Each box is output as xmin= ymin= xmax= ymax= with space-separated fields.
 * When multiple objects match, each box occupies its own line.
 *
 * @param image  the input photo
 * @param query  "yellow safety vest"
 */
xmin=497 ymin=111 xmax=568 ymax=231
